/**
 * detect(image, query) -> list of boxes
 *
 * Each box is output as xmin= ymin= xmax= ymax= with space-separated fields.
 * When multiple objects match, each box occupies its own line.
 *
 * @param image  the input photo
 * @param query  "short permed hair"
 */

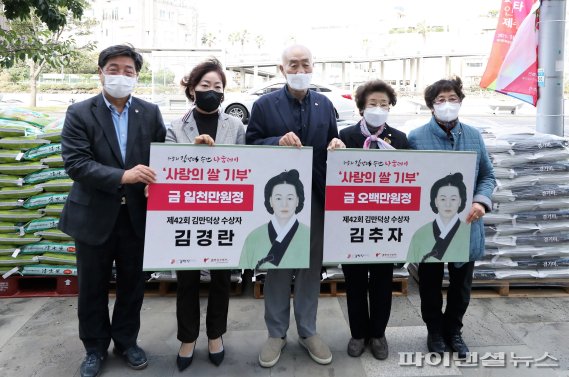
xmin=263 ymin=169 xmax=305 ymax=214
xmin=354 ymin=80 xmax=397 ymax=115
xmin=180 ymin=58 xmax=226 ymax=102
xmin=98 ymin=45 xmax=143 ymax=72
xmin=424 ymin=76 xmax=465 ymax=110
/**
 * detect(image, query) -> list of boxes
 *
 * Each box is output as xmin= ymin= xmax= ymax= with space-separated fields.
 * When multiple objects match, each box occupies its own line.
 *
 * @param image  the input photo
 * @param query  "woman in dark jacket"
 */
xmin=339 ymin=80 xmax=409 ymax=360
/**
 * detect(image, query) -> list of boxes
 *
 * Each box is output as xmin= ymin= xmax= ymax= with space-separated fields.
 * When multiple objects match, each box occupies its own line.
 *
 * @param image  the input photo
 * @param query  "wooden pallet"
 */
xmin=408 ymin=266 xmax=569 ymax=298
xmin=0 ymin=275 xmax=78 ymax=298
xmin=458 ymin=279 xmax=569 ymax=298
xmin=0 ymin=275 xmax=243 ymax=298
xmin=109 ymin=279 xmax=244 ymax=297
xmin=253 ymin=277 xmax=408 ymax=299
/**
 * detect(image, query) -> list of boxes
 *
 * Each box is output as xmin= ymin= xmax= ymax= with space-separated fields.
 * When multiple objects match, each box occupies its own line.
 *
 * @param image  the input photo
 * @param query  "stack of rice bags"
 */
xmin=0 ymin=108 xmax=76 ymax=279
xmin=483 ymin=130 xmax=569 ymax=280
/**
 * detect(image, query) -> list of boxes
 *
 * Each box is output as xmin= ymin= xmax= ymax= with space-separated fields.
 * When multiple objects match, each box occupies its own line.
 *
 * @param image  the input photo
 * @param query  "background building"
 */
xmin=88 ymin=0 xmax=199 ymax=49
xmin=31 ymin=1 xmax=569 ymax=96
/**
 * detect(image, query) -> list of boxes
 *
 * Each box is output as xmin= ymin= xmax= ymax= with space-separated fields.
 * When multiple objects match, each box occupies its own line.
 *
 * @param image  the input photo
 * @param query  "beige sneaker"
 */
xmin=259 ymin=337 xmax=287 ymax=368
xmin=299 ymin=335 xmax=332 ymax=365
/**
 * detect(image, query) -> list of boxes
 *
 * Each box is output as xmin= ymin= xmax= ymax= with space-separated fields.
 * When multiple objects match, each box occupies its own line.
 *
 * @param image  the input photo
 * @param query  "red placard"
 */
xmin=325 ymin=185 xmax=421 ymax=211
xmin=148 ymin=183 xmax=254 ymax=211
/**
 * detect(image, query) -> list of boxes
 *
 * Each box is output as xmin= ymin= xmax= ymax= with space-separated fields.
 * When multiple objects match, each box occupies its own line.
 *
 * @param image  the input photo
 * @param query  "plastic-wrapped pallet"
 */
xmin=485 ymin=130 xmax=569 ymax=280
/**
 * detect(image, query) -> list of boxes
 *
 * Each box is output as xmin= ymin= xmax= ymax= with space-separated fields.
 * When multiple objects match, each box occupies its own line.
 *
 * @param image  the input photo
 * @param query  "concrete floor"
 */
xmin=0 ymin=278 xmax=568 ymax=377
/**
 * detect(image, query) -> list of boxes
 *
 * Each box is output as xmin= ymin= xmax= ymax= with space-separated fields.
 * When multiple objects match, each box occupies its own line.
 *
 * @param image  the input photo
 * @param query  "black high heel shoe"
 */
xmin=176 ymin=341 xmax=196 ymax=372
xmin=208 ymin=336 xmax=225 ymax=366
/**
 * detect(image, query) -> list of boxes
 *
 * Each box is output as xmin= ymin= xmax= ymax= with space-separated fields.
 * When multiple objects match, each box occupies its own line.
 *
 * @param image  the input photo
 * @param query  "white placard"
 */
xmin=324 ymin=149 xmax=477 ymax=264
xmin=144 ymin=144 xmax=313 ymax=270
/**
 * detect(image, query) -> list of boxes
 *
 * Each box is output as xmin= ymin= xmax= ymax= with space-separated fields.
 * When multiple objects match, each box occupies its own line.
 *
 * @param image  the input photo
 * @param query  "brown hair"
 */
xmin=180 ymin=58 xmax=226 ymax=101
xmin=354 ymin=80 xmax=397 ymax=115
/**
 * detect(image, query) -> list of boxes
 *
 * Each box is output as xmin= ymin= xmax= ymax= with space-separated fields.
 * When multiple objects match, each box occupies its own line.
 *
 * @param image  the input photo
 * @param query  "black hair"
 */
xmin=98 ymin=45 xmax=143 ymax=72
xmin=429 ymin=172 xmax=467 ymax=214
xmin=180 ymin=58 xmax=226 ymax=101
xmin=263 ymin=169 xmax=305 ymax=214
xmin=354 ymin=80 xmax=397 ymax=115
xmin=424 ymin=76 xmax=465 ymax=110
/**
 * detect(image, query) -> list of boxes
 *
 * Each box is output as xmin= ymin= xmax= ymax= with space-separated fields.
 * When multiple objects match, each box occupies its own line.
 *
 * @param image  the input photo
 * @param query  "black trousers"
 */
xmin=76 ymin=206 xmax=145 ymax=353
xmin=176 ymin=269 xmax=231 ymax=343
xmin=342 ymin=263 xmax=394 ymax=339
xmin=418 ymin=261 xmax=475 ymax=334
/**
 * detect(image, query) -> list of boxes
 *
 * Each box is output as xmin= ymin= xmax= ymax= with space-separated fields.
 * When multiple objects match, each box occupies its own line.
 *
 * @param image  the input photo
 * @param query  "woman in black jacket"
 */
xmin=339 ymin=80 xmax=409 ymax=360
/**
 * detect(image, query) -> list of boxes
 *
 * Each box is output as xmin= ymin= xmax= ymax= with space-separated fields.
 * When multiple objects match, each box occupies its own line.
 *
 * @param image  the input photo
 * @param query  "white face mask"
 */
xmin=285 ymin=73 xmax=312 ymax=91
xmin=103 ymin=74 xmax=137 ymax=98
xmin=433 ymin=102 xmax=461 ymax=122
xmin=363 ymin=107 xmax=389 ymax=127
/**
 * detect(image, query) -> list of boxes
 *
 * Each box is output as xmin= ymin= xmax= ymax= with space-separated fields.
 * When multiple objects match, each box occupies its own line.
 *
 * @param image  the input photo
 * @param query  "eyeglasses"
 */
xmin=434 ymin=97 xmax=460 ymax=105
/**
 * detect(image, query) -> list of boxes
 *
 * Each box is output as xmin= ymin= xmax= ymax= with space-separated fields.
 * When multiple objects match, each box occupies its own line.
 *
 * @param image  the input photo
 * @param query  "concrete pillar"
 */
xmin=410 ymin=58 xmax=416 ymax=89
xmin=321 ymin=62 xmax=327 ymax=83
xmin=368 ymin=61 xmax=373 ymax=80
xmin=380 ymin=61 xmax=385 ymax=80
xmin=252 ymin=65 xmax=259 ymax=88
xmin=416 ymin=57 xmax=424 ymax=93
xmin=537 ymin=0 xmax=566 ymax=136
xmin=349 ymin=61 xmax=354 ymax=92
xmin=240 ymin=68 xmax=245 ymax=89
xmin=445 ymin=56 xmax=451 ymax=77
xmin=342 ymin=62 xmax=346 ymax=87
xmin=402 ymin=59 xmax=407 ymax=91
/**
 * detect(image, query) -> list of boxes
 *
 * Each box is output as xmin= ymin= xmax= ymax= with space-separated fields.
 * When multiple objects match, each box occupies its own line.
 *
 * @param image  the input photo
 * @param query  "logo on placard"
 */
xmin=375 ymin=252 xmax=397 ymax=258
xmin=171 ymin=259 xmax=197 ymax=265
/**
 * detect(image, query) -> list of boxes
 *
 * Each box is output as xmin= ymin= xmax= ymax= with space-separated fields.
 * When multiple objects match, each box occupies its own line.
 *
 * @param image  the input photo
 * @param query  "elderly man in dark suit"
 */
xmin=59 ymin=45 xmax=166 ymax=377
xmin=246 ymin=44 xmax=345 ymax=368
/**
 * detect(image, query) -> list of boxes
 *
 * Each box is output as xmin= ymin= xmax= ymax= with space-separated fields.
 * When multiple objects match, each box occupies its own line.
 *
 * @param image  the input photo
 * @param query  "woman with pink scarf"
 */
xmin=338 ymin=80 xmax=409 ymax=360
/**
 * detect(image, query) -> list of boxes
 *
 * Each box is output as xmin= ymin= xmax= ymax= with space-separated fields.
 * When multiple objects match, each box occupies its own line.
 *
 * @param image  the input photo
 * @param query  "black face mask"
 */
xmin=194 ymin=90 xmax=223 ymax=112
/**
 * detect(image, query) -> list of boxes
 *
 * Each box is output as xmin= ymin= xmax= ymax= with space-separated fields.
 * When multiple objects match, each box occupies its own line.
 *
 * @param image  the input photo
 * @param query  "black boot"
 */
xmin=427 ymin=332 xmax=446 ymax=355
xmin=80 ymin=351 xmax=107 ymax=377
xmin=445 ymin=332 xmax=469 ymax=359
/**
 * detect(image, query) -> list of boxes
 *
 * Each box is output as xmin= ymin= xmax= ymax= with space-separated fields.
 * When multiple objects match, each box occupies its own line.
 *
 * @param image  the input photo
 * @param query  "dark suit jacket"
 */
xmin=59 ymin=94 xmax=166 ymax=245
xmin=339 ymin=120 xmax=410 ymax=150
xmin=246 ymin=87 xmax=338 ymax=203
